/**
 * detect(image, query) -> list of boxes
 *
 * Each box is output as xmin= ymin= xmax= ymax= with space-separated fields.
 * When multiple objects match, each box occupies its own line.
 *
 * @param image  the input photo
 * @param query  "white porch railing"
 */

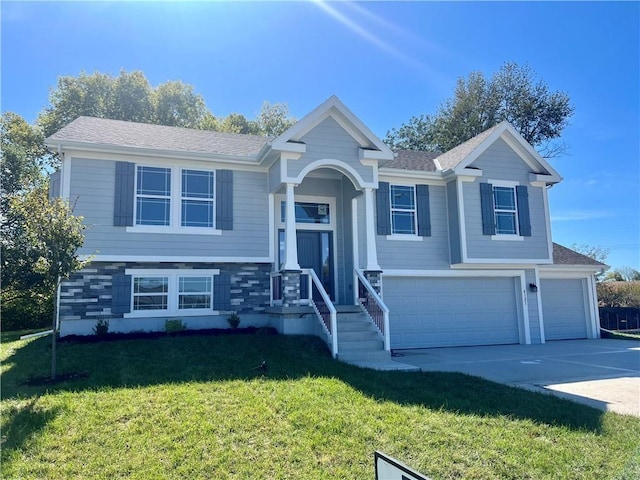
xmin=269 ymin=269 xmax=338 ymax=358
xmin=305 ymin=269 xmax=338 ymax=358
xmin=354 ymin=269 xmax=390 ymax=351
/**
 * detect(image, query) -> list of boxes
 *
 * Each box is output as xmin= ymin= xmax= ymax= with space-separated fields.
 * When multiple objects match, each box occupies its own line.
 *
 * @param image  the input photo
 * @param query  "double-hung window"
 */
xmin=133 ymin=276 xmax=169 ymax=310
xmin=182 ymin=170 xmax=214 ymax=227
xmin=136 ymin=166 xmax=171 ymax=226
xmin=493 ymin=186 xmax=518 ymax=235
xmin=390 ymin=185 xmax=417 ymax=235
xmin=129 ymin=270 xmax=217 ymax=315
xmin=134 ymin=166 xmax=216 ymax=230
xmin=178 ymin=276 xmax=212 ymax=309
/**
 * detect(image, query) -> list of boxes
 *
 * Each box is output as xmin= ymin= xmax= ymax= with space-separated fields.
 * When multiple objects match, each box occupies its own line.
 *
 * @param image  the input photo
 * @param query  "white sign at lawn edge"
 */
xmin=375 ymin=451 xmax=431 ymax=480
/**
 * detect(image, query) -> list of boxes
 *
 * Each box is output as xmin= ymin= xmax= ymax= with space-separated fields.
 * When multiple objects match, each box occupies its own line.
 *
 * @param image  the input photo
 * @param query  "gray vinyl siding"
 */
xmin=463 ymin=138 xmax=550 ymax=260
xmin=376 ymin=185 xmax=451 ymax=270
xmin=287 ymin=117 xmax=375 ymax=185
xmin=268 ymin=159 xmax=282 ymax=192
xmin=69 ymin=158 xmax=270 ymax=258
xmin=446 ymin=181 xmax=461 ymax=264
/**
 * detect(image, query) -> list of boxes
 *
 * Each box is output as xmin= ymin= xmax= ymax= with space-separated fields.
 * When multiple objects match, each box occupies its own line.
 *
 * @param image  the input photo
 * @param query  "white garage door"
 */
xmin=541 ymin=279 xmax=588 ymax=340
xmin=383 ymin=277 xmax=520 ymax=349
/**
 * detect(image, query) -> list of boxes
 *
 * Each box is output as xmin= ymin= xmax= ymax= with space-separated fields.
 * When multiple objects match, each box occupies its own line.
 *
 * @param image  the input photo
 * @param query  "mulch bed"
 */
xmin=59 ymin=326 xmax=278 ymax=344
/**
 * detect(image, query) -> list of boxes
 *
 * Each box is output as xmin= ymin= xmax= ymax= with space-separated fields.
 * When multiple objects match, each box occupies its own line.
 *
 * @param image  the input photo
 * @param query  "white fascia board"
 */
xmin=459 ymin=258 xmax=554 ymax=265
xmin=63 ymin=148 xmax=269 ymax=173
xmin=453 ymin=125 xmax=506 ymax=171
xmin=48 ymin=140 xmax=261 ymax=166
xmin=442 ymin=169 xmax=482 ymax=183
xmin=530 ymin=173 xmax=562 ymax=186
xmin=451 ymin=260 xmax=552 ymax=269
xmin=272 ymin=96 xmax=392 ymax=155
xmin=82 ymin=255 xmax=274 ymax=263
xmin=382 ymin=269 xmax=524 ymax=278
xmin=538 ymin=264 xmax=607 ymax=275
xmin=359 ymin=147 xmax=394 ymax=162
xmin=378 ymin=169 xmax=445 ymax=184
xmin=269 ymin=140 xmax=307 ymax=154
xmin=500 ymin=125 xmax=563 ymax=181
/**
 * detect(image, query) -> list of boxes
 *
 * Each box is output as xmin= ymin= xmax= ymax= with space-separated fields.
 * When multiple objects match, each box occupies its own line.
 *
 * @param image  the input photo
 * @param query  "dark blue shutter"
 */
xmin=111 ymin=273 xmax=132 ymax=314
xmin=376 ymin=182 xmax=391 ymax=235
xmin=516 ymin=185 xmax=531 ymax=236
xmin=216 ymin=170 xmax=233 ymax=230
xmin=213 ymin=273 xmax=231 ymax=311
xmin=114 ymin=162 xmax=135 ymax=226
xmin=480 ymin=182 xmax=496 ymax=235
xmin=416 ymin=184 xmax=431 ymax=237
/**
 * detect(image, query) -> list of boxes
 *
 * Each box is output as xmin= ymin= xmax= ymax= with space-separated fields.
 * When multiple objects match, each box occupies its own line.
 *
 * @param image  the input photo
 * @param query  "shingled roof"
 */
xmin=385 ymin=149 xmax=440 ymax=172
xmin=552 ymin=243 xmax=606 ymax=266
xmin=46 ymin=116 xmax=270 ymax=157
xmin=434 ymin=122 xmax=503 ymax=171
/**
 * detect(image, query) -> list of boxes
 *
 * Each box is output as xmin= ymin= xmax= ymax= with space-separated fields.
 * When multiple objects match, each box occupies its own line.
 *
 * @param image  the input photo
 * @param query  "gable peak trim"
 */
xmin=271 ymin=96 xmax=393 ymax=158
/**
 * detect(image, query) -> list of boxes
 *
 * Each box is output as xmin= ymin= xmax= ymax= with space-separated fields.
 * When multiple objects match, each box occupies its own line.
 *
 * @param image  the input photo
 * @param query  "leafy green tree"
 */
xmin=255 ymin=101 xmax=296 ymax=136
xmin=111 ymin=70 xmax=154 ymax=123
xmin=1 ymin=113 xmax=56 ymax=329
xmin=604 ymin=267 xmax=640 ymax=282
xmin=11 ymin=187 xmax=88 ymax=379
xmin=383 ymin=114 xmax=438 ymax=152
xmin=153 ymin=80 xmax=208 ymax=128
xmin=37 ymin=70 xmax=211 ymax=135
xmin=213 ymin=112 xmax=260 ymax=135
xmin=38 ymin=71 xmax=115 ymax=137
xmin=385 ymin=62 xmax=574 ymax=157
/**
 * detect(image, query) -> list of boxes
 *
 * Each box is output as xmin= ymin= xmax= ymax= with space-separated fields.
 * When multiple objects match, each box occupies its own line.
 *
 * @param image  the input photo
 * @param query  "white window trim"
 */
xmin=489 ymin=179 xmax=520 ymax=240
xmin=386 ymin=234 xmax=423 ymax=242
xmin=389 ymin=184 xmax=418 ymax=237
xmin=275 ymin=194 xmax=336 ymax=231
xmin=129 ymin=166 xmax=221 ymax=235
xmin=124 ymin=268 xmax=220 ymax=318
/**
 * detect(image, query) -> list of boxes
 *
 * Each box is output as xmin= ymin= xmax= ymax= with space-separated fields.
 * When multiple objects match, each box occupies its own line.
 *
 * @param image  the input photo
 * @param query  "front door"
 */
xmin=297 ymin=231 xmax=334 ymax=300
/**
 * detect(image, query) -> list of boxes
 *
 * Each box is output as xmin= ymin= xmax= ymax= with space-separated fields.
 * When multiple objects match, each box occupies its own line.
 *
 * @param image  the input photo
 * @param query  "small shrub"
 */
xmin=227 ymin=313 xmax=241 ymax=329
xmin=93 ymin=318 xmax=110 ymax=337
xmin=164 ymin=318 xmax=186 ymax=333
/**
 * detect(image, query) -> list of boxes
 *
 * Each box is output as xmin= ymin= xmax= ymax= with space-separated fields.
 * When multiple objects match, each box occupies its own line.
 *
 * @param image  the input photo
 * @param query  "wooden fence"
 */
xmin=599 ymin=307 xmax=640 ymax=332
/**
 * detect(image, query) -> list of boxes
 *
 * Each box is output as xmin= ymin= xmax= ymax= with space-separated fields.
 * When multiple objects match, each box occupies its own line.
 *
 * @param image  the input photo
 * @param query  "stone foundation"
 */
xmin=59 ymin=261 xmax=273 ymax=336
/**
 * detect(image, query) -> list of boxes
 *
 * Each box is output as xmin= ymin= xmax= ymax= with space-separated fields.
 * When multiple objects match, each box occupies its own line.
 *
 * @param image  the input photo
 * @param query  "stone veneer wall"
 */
xmin=59 ymin=262 xmax=273 ymax=324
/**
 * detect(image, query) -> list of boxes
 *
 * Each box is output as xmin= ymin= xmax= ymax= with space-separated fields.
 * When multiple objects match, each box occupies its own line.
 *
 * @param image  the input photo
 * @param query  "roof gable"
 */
xmin=271 ymin=96 xmax=394 ymax=160
xmin=436 ymin=121 xmax=562 ymax=183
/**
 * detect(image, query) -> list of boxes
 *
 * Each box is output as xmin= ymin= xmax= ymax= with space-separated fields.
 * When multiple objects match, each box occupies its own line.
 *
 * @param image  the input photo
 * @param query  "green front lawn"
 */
xmin=2 ymin=331 xmax=639 ymax=479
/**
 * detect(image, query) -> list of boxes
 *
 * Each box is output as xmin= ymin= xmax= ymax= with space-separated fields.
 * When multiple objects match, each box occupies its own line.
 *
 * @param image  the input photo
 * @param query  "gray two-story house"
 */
xmin=47 ymin=96 xmax=604 ymax=363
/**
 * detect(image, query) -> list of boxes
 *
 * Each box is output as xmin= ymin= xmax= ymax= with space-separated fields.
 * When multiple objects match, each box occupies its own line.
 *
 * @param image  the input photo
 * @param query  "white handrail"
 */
xmin=303 ymin=268 xmax=338 ymax=358
xmin=355 ymin=269 xmax=390 ymax=351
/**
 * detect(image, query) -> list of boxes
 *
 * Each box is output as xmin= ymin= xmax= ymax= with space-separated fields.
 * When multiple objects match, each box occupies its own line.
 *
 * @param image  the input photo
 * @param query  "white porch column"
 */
xmin=363 ymin=187 xmax=381 ymax=271
xmin=283 ymin=182 xmax=300 ymax=270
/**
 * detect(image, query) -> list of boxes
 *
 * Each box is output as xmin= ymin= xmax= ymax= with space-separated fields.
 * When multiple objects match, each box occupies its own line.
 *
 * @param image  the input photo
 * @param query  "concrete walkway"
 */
xmin=391 ymin=339 xmax=640 ymax=416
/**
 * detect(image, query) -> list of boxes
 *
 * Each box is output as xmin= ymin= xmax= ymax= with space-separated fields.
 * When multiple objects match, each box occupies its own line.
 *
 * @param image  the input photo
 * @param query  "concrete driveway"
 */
xmin=394 ymin=339 xmax=640 ymax=416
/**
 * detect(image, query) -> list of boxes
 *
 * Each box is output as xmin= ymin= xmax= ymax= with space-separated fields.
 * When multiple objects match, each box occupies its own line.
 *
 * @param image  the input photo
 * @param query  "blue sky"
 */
xmin=2 ymin=1 xmax=638 ymax=270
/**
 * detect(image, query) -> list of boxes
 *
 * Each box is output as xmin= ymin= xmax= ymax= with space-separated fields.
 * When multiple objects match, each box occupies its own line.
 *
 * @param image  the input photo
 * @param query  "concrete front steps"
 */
xmin=333 ymin=305 xmax=418 ymax=371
